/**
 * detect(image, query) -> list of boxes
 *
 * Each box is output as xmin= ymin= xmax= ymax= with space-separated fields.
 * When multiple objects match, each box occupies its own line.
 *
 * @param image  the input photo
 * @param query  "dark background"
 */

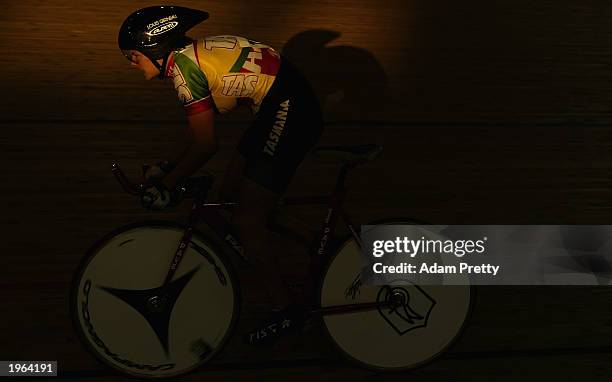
xmin=3 ymin=0 xmax=612 ymax=380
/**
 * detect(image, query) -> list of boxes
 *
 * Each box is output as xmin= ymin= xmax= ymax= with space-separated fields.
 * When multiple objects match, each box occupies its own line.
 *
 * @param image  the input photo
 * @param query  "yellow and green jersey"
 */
xmin=164 ymin=35 xmax=281 ymax=115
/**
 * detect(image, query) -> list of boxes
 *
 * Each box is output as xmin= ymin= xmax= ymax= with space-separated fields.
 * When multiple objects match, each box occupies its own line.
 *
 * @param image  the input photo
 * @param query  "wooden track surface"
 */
xmin=3 ymin=0 xmax=612 ymax=380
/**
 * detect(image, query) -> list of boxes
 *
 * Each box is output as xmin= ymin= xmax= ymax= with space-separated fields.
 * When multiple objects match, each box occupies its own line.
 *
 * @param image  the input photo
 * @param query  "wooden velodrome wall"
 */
xmin=3 ymin=0 xmax=612 ymax=380
xmin=3 ymin=0 xmax=612 ymax=123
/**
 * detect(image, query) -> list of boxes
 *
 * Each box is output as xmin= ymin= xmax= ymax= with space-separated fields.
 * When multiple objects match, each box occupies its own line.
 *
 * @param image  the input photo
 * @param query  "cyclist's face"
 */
xmin=126 ymin=51 xmax=160 ymax=80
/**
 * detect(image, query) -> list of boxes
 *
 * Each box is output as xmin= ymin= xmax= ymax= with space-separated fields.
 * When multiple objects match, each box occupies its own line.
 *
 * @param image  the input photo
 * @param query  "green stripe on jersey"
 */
xmin=173 ymin=52 xmax=210 ymax=100
xmin=229 ymin=47 xmax=251 ymax=73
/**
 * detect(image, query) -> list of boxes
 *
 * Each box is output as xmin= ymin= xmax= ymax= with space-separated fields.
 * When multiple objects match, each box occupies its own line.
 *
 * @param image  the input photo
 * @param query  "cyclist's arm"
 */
xmin=161 ymin=108 xmax=217 ymax=189
xmin=165 ymin=126 xmax=195 ymax=166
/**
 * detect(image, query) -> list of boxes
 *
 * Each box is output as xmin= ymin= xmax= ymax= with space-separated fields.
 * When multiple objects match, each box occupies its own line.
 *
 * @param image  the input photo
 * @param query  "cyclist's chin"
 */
xmin=144 ymin=71 xmax=158 ymax=80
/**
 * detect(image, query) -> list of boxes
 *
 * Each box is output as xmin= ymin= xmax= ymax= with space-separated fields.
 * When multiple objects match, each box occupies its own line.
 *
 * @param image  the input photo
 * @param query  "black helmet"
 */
xmin=118 ymin=6 xmax=208 ymax=76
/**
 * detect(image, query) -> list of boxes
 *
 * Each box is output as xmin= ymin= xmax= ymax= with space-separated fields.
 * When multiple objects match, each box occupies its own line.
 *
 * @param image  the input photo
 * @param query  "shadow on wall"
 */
xmin=282 ymin=30 xmax=387 ymax=122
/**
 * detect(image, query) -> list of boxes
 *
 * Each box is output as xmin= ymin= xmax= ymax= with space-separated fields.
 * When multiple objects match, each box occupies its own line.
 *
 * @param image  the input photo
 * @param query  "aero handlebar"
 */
xmin=111 ymin=163 xmax=143 ymax=196
xmin=111 ymin=163 xmax=215 ymax=201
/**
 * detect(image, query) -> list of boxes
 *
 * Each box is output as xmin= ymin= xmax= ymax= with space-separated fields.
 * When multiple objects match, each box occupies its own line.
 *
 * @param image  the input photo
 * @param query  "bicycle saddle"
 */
xmin=312 ymin=144 xmax=383 ymax=163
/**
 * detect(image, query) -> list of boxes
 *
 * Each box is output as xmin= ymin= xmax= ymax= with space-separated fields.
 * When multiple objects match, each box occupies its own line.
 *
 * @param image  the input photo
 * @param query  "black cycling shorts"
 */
xmin=237 ymin=58 xmax=323 ymax=194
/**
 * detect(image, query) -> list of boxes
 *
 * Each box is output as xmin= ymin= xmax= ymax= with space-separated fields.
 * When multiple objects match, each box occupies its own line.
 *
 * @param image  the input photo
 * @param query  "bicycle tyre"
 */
xmin=70 ymin=221 xmax=241 ymax=379
xmin=319 ymin=218 xmax=474 ymax=371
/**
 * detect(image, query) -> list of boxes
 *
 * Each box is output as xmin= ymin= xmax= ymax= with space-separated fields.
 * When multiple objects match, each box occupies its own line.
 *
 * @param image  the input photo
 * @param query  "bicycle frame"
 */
xmin=111 ymin=162 xmax=380 ymax=316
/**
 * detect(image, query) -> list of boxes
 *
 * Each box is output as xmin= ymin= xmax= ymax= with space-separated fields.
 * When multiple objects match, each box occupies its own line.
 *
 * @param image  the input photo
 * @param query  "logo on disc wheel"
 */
xmin=376 ymin=284 xmax=436 ymax=335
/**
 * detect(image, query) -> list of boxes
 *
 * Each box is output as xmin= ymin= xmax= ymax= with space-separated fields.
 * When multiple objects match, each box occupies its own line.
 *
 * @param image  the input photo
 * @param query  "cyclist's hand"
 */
xmin=143 ymin=160 xmax=175 ymax=181
xmin=140 ymin=182 xmax=172 ymax=210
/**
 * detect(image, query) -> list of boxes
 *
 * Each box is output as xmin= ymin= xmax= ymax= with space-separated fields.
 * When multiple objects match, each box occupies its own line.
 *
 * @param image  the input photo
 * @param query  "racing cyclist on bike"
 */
xmin=118 ymin=6 xmax=323 ymax=344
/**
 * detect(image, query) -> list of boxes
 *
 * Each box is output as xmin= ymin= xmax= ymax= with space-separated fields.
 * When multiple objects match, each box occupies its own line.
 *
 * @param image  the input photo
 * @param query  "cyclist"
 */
xmin=118 ymin=6 xmax=323 ymax=344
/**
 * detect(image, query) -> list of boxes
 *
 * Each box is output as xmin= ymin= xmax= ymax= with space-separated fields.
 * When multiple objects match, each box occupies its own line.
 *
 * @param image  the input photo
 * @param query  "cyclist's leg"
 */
xmin=232 ymin=55 xmax=323 ymax=311
xmin=219 ymin=151 xmax=246 ymax=202
xmin=231 ymin=178 xmax=292 ymax=309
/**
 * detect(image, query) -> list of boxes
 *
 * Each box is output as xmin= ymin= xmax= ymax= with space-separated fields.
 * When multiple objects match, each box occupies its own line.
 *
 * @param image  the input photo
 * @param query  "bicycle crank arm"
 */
xmin=310 ymin=301 xmax=388 ymax=317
